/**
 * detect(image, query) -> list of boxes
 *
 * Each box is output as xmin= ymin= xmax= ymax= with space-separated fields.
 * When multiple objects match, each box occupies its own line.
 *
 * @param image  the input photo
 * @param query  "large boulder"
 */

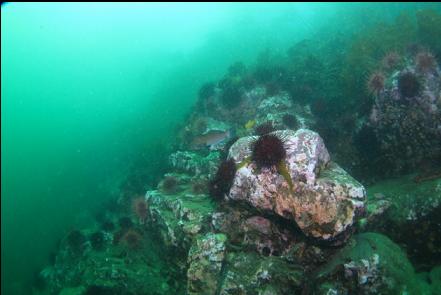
xmin=227 ymin=129 xmax=366 ymax=242
xmin=368 ymin=57 xmax=441 ymax=174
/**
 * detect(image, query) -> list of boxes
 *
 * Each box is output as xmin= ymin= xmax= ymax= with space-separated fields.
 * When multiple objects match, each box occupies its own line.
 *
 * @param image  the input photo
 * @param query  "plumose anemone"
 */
xmin=398 ymin=71 xmax=421 ymax=98
xmin=209 ymin=158 xmax=237 ymax=200
xmin=251 ymin=133 xmax=287 ymax=168
xmin=367 ymin=71 xmax=385 ymax=95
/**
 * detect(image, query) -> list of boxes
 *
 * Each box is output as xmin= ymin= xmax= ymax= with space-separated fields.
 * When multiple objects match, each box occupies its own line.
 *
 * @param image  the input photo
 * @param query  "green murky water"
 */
xmin=2 ymin=3 xmax=441 ymax=295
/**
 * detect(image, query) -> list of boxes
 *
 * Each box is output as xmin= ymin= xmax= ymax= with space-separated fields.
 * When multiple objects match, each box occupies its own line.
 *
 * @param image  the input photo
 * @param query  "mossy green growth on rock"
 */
xmin=367 ymin=174 xmax=441 ymax=224
xmin=219 ymin=251 xmax=304 ymax=294
xmin=429 ymin=266 xmax=441 ymax=295
xmin=365 ymin=174 xmax=441 ymax=269
xmin=314 ymin=232 xmax=430 ymax=295
xmin=146 ymin=190 xmax=217 ymax=249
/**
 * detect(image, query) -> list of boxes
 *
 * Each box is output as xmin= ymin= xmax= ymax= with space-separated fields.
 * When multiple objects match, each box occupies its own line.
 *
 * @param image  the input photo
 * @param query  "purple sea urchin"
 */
xmin=282 ymin=114 xmax=299 ymax=129
xmin=132 ymin=197 xmax=148 ymax=224
xmin=398 ymin=71 xmax=421 ymax=98
xmin=254 ymin=121 xmax=275 ymax=136
xmin=209 ymin=159 xmax=236 ymax=200
xmin=251 ymin=134 xmax=287 ymax=168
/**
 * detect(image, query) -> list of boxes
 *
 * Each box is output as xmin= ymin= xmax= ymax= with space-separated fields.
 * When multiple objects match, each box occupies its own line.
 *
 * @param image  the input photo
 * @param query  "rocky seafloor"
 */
xmin=34 ymin=38 xmax=441 ymax=295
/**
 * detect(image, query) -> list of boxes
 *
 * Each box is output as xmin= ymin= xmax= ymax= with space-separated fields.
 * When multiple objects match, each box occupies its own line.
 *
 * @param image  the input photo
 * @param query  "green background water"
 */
xmin=1 ymin=3 xmax=439 ymax=294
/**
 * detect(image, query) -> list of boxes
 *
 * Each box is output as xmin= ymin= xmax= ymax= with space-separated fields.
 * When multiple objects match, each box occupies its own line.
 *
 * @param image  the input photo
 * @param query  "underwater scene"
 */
xmin=2 ymin=2 xmax=441 ymax=295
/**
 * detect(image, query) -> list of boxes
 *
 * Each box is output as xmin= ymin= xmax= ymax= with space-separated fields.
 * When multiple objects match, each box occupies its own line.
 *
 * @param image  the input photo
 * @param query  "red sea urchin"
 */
xmin=251 ymin=133 xmax=287 ymax=168
xmin=132 ymin=197 xmax=148 ymax=224
xmin=382 ymin=51 xmax=401 ymax=70
xmin=367 ymin=71 xmax=385 ymax=95
xmin=209 ymin=158 xmax=237 ymax=200
xmin=416 ymin=51 xmax=437 ymax=73
xmin=160 ymin=175 xmax=179 ymax=194
xmin=122 ymin=229 xmax=143 ymax=250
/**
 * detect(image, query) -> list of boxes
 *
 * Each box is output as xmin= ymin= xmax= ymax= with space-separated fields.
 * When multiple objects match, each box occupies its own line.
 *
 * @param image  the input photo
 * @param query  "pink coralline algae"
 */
xmin=226 ymin=129 xmax=366 ymax=243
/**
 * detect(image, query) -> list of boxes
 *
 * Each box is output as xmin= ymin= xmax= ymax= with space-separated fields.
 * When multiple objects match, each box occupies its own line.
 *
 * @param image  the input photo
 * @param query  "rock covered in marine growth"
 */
xmin=314 ymin=232 xmax=429 ymax=294
xmin=187 ymin=233 xmax=227 ymax=295
xmin=145 ymin=189 xmax=215 ymax=250
xmin=369 ymin=57 xmax=441 ymax=172
xmin=255 ymin=91 xmax=314 ymax=130
xmin=227 ymin=129 xmax=366 ymax=242
xmin=364 ymin=175 xmax=441 ymax=268
xmin=219 ymin=251 xmax=303 ymax=294
xmin=169 ymin=150 xmax=220 ymax=178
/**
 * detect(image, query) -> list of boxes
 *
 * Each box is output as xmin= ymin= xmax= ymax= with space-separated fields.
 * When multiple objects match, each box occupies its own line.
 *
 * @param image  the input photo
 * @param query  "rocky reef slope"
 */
xmin=34 ymin=11 xmax=441 ymax=293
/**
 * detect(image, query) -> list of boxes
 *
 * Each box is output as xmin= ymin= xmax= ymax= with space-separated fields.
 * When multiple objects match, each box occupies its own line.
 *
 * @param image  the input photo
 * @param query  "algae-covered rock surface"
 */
xmin=314 ymin=232 xmax=431 ymax=295
xmin=228 ymin=129 xmax=366 ymax=243
xmin=365 ymin=175 xmax=441 ymax=270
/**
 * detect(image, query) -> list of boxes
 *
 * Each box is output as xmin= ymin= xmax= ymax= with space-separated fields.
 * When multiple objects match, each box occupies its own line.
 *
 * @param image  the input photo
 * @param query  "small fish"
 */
xmin=245 ymin=119 xmax=256 ymax=130
xmin=190 ymin=129 xmax=232 ymax=150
